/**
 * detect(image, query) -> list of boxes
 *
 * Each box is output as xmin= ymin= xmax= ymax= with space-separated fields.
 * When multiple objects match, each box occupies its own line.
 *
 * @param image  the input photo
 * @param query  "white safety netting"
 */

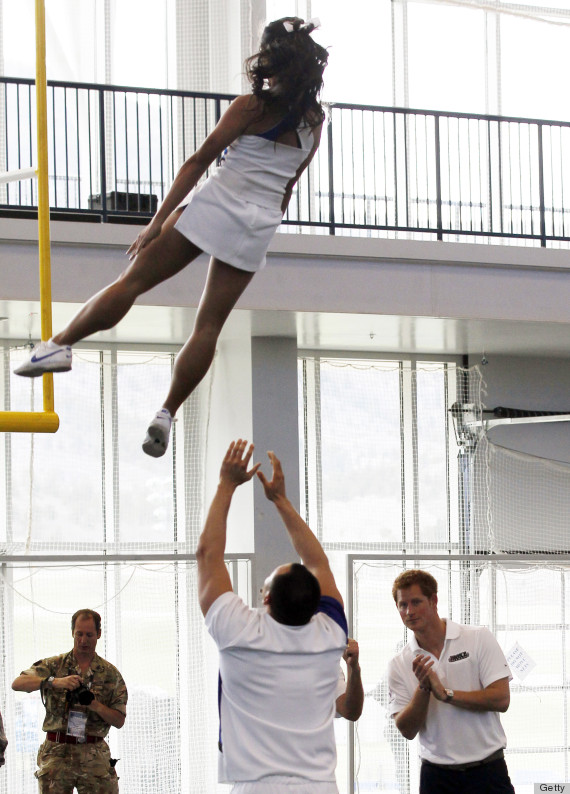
xmin=300 ymin=356 xmax=570 ymax=793
xmin=2 ymin=349 xmax=570 ymax=793
xmin=1 ymin=343 xmax=244 ymax=794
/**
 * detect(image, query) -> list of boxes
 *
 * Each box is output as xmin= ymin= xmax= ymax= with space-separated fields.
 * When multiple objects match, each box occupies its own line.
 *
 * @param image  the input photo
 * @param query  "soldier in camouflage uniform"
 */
xmin=12 ymin=608 xmax=127 ymax=793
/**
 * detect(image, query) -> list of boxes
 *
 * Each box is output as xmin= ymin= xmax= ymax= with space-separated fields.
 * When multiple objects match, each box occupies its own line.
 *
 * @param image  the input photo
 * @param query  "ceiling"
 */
xmin=2 ymin=301 xmax=569 ymax=360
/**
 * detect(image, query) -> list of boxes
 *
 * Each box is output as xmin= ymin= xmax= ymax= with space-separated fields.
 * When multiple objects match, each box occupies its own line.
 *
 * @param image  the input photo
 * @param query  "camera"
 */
xmin=66 ymin=683 xmax=94 ymax=706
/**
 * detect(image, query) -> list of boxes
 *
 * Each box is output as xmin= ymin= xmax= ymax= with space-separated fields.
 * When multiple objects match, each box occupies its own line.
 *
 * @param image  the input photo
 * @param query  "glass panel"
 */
xmin=416 ymin=364 xmax=454 ymax=545
xmin=407 ymin=4 xmax=486 ymax=113
xmin=8 ymin=350 xmax=103 ymax=549
xmin=319 ymin=360 xmax=403 ymax=546
xmin=503 ymin=691 xmax=564 ymax=750
xmin=500 ymin=7 xmax=570 ymax=120
xmin=501 ymin=627 xmax=563 ymax=688
xmin=489 ymin=567 xmax=563 ymax=627
xmin=351 ymin=561 xmax=410 ymax=793
xmin=116 ymin=351 xmax=176 ymax=545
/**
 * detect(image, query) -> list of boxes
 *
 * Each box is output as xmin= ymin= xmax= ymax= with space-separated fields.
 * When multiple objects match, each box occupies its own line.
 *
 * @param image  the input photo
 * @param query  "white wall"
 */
xmin=2 ymin=219 xmax=570 ymax=328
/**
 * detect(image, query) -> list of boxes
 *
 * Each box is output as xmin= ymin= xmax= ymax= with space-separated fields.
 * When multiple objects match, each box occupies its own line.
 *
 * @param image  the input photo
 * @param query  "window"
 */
xmin=299 ymin=353 xmax=570 ymax=793
xmin=299 ymin=355 xmax=461 ymax=792
xmin=1 ymin=342 xmax=243 ymax=794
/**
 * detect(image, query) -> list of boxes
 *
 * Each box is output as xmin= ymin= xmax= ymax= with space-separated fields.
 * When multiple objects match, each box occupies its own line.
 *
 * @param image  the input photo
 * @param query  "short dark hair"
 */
xmin=392 ymin=570 xmax=438 ymax=603
xmin=71 ymin=609 xmax=101 ymax=634
xmin=269 ymin=563 xmax=321 ymax=626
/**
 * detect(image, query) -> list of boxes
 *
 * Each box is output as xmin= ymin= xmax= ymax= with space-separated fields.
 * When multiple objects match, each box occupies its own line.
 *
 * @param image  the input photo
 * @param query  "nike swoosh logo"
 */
xmin=30 ymin=350 xmax=68 ymax=363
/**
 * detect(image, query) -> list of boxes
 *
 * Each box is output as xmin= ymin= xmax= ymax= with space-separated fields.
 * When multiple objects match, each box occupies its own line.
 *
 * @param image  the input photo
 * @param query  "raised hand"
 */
xmin=256 ymin=451 xmax=286 ymax=502
xmin=412 ymin=653 xmax=436 ymax=691
xmin=220 ymin=439 xmax=260 ymax=487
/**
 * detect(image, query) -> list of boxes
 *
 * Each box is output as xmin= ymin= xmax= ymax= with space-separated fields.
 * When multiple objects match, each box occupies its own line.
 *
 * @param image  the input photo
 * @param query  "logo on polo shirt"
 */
xmin=448 ymin=651 xmax=469 ymax=662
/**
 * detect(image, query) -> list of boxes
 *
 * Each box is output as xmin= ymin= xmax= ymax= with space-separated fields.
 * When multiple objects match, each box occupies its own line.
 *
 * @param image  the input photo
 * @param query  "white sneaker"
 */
xmin=142 ymin=408 xmax=175 ymax=458
xmin=14 ymin=341 xmax=72 ymax=377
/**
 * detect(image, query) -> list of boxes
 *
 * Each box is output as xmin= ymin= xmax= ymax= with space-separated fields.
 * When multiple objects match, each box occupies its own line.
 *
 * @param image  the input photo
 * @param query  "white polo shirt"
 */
xmin=206 ymin=591 xmax=348 ymax=784
xmin=387 ymin=620 xmax=512 ymax=765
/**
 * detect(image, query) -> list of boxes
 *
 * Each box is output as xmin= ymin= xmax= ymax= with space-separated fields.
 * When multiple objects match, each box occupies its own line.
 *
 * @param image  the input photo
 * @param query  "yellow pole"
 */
xmin=35 ymin=0 xmax=55 ymax=413
xmin=0 ymin=412 xmax=59 ymax=433
xmin=0 ymin=0 xmax=59 ymax=434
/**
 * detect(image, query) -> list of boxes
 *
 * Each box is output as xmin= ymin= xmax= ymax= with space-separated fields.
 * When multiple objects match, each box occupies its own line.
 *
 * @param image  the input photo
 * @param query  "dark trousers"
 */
xmin=420 ymin=757 xmax=515 ymax=794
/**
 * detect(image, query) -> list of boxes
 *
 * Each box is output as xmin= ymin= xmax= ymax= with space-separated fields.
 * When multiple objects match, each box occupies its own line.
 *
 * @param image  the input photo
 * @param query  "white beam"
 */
xmin=0 ymin=167 xmax=37 ymax=185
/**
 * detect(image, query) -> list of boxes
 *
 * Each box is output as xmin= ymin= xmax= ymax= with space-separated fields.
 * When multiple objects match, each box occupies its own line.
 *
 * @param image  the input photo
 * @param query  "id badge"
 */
xmin=67 ymin=710 xmax=88 ymax=741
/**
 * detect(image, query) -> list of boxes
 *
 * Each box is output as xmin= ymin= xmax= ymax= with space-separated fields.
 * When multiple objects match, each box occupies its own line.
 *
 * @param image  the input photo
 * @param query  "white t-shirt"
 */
xmin=387 ymin=620 xmax=512 ymax=764
xmin=205 ymin=591 xmax=348 ymax=784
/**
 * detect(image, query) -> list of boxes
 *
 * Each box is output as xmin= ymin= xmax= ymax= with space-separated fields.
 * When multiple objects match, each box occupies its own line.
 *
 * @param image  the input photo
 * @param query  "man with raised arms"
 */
xmin=197 ymin=439 xmax=361 ymax=794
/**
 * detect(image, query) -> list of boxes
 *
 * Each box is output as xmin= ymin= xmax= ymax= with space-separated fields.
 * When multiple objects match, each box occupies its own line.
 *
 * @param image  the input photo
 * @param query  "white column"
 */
xmin=484 ymin=7 xmax=502 ymax=116
xmin=391 ymin=0 xmax=409 ymax=108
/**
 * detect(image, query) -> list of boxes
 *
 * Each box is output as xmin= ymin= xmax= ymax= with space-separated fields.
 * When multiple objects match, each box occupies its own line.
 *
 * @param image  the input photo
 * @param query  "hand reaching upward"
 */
xmin=256 ymin=451 xmax=286 ymax=502
xmin=220 ymin=439 xmax=260 ymax=488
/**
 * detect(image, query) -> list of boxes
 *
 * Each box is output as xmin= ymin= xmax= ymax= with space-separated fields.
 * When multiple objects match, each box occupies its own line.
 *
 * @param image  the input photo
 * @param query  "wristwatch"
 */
xmin=45 ymin=676 xmax=55 ymax=689
xmin=444 ymin=688 xmax=454 ymax=702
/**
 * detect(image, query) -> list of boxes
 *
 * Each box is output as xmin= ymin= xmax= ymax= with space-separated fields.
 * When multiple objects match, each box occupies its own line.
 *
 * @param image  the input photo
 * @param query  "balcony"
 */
xmin=2 ymin=76 xmax=570 ymax=247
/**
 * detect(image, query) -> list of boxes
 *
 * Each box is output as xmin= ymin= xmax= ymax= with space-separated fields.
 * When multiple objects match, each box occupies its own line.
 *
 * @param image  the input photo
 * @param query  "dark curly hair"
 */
xmin=245 ymin=17 xmax=328 ymax=129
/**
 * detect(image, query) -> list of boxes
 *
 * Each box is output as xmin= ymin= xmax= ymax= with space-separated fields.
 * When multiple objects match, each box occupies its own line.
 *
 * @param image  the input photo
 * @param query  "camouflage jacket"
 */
xmin=21 ymin=651 xmax=127 ymax=736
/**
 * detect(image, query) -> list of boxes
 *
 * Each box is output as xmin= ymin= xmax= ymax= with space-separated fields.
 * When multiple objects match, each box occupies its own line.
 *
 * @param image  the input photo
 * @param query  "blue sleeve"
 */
xmin=317 ymin=596 xmax=348 ymax=641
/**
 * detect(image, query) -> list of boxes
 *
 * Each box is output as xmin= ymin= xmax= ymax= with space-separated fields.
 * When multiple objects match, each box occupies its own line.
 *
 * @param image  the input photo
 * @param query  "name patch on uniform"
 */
xmin=448 ymin=651 xmax=469 ymax=662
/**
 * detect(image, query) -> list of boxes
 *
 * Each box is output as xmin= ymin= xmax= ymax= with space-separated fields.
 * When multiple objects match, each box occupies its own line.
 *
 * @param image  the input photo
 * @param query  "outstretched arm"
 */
xmin=257 ymin=451 xmax=342 ymax=605
xmin=336 ymin=638 xmax=364 ymax=721
xmin=128 ymin=95 xmax=261 ymax=259
xmin=197 ymin=440 xmax=260 ymax=616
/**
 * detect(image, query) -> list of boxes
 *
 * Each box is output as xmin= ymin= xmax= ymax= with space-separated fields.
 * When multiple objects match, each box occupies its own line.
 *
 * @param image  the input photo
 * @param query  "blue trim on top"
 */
xmin=254 ymin=112 xmax=298 ymax=142
xmin=317 ymin=596 xmax=348 ymax=641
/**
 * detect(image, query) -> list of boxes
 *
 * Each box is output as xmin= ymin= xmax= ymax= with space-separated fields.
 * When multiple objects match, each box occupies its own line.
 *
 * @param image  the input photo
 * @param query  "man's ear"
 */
xmin=263 ymin=592 xmax=271 ymax=606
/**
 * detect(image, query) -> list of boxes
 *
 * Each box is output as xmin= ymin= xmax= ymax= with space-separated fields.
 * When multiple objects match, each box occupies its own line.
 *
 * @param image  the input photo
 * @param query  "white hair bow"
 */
xmin=283 ymin=17 xmax=321 ymax=34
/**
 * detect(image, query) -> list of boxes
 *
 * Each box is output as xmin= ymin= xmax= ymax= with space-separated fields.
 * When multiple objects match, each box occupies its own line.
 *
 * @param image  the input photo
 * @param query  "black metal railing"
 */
xmin=2 ymin=76 xmax=570 ymax=246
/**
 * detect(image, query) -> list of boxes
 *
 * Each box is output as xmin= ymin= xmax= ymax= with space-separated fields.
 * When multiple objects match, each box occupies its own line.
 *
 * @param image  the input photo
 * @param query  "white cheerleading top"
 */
xmin=174 ymin=124 xmax=316 ymax=271
xmin=214 ymin=124 xmax=315 ymax=211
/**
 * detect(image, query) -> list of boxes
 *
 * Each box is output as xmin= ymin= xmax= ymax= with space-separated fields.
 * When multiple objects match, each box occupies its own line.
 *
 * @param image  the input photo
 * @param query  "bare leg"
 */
xmin=53 ymin=209 xmax=201 ymax=346
xmin=162 ymin=257 xmax=255 ymax=416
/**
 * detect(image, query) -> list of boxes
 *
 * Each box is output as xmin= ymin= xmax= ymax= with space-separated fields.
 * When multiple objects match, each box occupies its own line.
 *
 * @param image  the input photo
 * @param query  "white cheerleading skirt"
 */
xmin=174 ymin=169 xmax=284 ymax=272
